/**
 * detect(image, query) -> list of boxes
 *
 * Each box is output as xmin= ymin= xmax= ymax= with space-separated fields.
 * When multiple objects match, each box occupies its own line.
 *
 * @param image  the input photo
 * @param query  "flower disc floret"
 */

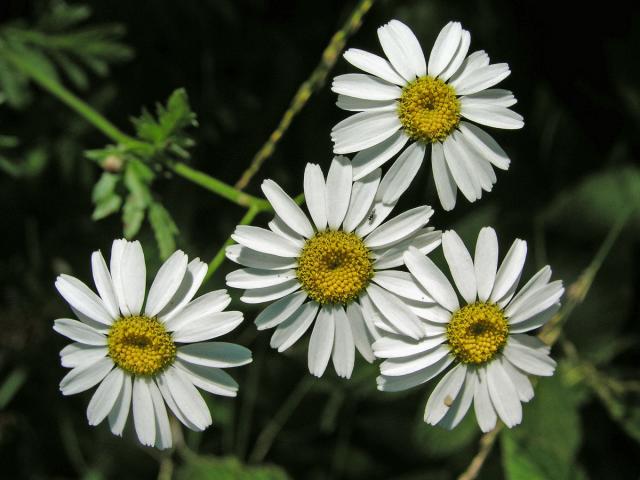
xmin=107 ymin=315 xmax=176 ymax=376
xmin=296 ymin=230 xmax=374 ymax=305
xmin=446 ymin=302 xmax=509 ymax=365
xmin=397 ymin=76 xmax=460 ymax=143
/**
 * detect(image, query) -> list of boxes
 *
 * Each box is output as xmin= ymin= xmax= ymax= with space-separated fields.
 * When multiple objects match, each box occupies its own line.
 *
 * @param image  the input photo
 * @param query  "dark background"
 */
xmin=0 ymin=0 xmax=639 ymax=478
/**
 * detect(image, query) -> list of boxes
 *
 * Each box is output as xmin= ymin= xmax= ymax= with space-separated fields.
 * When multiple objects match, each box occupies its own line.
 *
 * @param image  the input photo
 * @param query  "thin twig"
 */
xmin=234 ymin=0 xmax=375 ymax=190
xmin=457 ymin=209 xmax=632 ymax=480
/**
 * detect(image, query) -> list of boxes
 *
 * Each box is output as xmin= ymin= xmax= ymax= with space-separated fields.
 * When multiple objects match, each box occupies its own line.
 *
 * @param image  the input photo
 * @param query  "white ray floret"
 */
xmin=375 ymin=227 xmax=563 ymax=431
xmin=226 ymin=156 xmax=441 ymax=379
xmin=54 ymin=239 xmax=252 ymax=449
xmin=332 ymin=19 xmax=523 ymax=211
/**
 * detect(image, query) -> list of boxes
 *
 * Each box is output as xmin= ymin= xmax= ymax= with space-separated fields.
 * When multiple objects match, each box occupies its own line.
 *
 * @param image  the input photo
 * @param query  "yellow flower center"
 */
xmin=446 ymin=302 xmax=509 ymax=365
xmin=107 ymin=316 xmax=176 ymax=376
xmin=296 ymin=230 xmax=374 ymax=305
xmin=397 ymin=76 xmax=460 ymax=143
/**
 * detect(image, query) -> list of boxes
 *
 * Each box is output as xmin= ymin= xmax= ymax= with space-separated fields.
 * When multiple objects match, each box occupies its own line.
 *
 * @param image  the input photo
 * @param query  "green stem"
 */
xmin=234 ymin=0 xmax=375 ymax=190
xmin=172 ymin=163 xmax=271 ymax=210
xmin=0 ymin=47 xmax=268 ymax=210
xmin=205 ymin=205 xmax=262 ymax=282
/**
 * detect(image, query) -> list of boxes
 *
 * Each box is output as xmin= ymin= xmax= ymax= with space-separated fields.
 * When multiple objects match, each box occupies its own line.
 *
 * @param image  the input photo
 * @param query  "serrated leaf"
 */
xmin=124 ymin=160 xmax=152 ymax=207
xmin=122 ymin=193 xmax=145 ymax=238
xmin=501 ymin=372 xmax=582 ymax=480
xmin=92 ymin=193 xmax=121 ymax=220
xmin=91 ymin=172 xmax=119 ymax=203
xmin=149 ymin=202 xmax=179 ymax=260
xmin=175 ymin=455 xmax=290 ymax=480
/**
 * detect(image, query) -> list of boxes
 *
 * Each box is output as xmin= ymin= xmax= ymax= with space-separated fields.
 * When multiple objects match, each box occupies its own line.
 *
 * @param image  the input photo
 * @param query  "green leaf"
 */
xmin=122 ymin=193 xmax=145 ymax=238
xmin=501 ymin=372 xmax=582 ymax=480
xmin=148 ymin=202 xmax=179 ymax=260
xmin=123 ymin=159 xmax=153 ymax=207
xmin=92 ymin=193 xmax=121 ymax=221
xmin=91 ymin=172 xmax=119 ymax=203
xmin=413 ymin=407 xmax=478 ymax=458
xmin=0 ymin=367 xmax=27 ymax=410
xmin=175 ymin=455 xmax=290 ymax=480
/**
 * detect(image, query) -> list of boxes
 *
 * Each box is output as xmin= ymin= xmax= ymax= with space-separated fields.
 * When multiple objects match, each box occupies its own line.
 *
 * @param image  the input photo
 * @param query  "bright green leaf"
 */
xmin=148 ymin=201 xmax=179 ymax=260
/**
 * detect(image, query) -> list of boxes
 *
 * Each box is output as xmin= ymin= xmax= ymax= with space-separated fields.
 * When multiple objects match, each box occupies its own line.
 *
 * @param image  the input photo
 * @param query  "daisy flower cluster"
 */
xmin=53 ymin=18 xmax=563 ymax=448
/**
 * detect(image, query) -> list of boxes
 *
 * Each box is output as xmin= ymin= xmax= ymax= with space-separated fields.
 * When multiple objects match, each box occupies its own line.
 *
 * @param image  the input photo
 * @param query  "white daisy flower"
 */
xmin=375 ymin=227 xmax=563 ymax=432
xmin=53 ymin=239 xmax=252 ymax=449
xmin=331 ymin=19 xmax=523 ymax=211
xmin=225 ymin=155 xmax=441 ymax=379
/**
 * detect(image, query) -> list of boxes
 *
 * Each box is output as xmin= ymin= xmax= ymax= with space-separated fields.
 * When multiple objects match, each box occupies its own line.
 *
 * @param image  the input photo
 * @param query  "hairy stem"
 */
xmin=234 ymin=0 xmax=375 ymax=190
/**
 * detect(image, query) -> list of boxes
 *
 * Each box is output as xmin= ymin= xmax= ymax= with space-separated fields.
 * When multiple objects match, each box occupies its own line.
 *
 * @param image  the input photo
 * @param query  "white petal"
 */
xmin=510 ymin=303 xmax=560 ymax=333
xmin=380 ymin=344 xmax=450 ymax=376
xmin=225 ymin=245 xmax=297 ymax=271
xmin=59 ymin=357 xmax=113 ymax=396
xmin=454 ymin=130 xmax=496 ymax=192
xmin=343 ymin=48 xmax=406 ymax=85
xmin=365 ymin=285 xmax=424 ymax=339
xmin=431 ymin=142 xmax=457 ymax=211
xmin=254 ymin=291 xmax=308 ymax=331
xmin=473 ymin=368 xmax=497 ymax=432
xmin=157 ymin=258 xmax=208 ymax=322
xmin=461 ymin=104 xmax=524 ymax=129
xmin=145 ymin=251 xmax=188 ymax=317
xmin=439 ymin=367 xmax=476 ymax=429
xmin=458 ymin=122 xmax=510 ymax=170
xmin=155 ymin=374 xmax=199 ymax=431
xmin=87 ymin=368 xmax=124 ymax=426
xmin=352 ymin=131 xmax=410 ymax=180
xmin=474 ymin=227 xmax=499 ymax=302
xmin=442 ymin=136 xmax=478 ymax=202
xmin=226 ymin=268 xmax=297 ymax=289
xmin=506 ymin=281 xmax=564 ymax=325
xmin=424 ymin=363 xmax=466 ymax=425
xmin=240 ymin=279 xmax=301 ymax=304
xmin=379 ymin=142 xmax=425 ymax=204
xmin=502 ymin=357 xmax=534 ymax=402
xmin=460 ymin=89 xmax=517 ymax=108
xmin=304 ymin=163 xmax=328 ymax=231
xmin=486 ymin=359 xmax=522 ymax=428
xmin=177 ymin=342 xmax=253 ymax=368
xmin=343 ymin=169 xmax=381 ymax=233
xmin=91 ymin=251 xmax=119 ymax=319
xmin=336 ymin=95 xmax=398 ymax=112
xmin=120 ymin=241 xmax=146 ymax=316
xmin=108 ymin=373 xmax=132 ymax=436
xmin=60 ymin=343 xmax=107 ymax=368
xmin=332 ymin=73 xmax=402 ymax=101
xmin=354 ymin=199 xmax=395 ymax=238
xmin=404 ymin=247 xmax=459 ymax=312
xmin=428 ymin=21 xmax=463 ymax=78
xmin=507 ymin=266 xmax=552 ymax=307
xmin=448 ymin=50 xmax=490 ymax=86
xmin=373 ymin=270 xmax=432 ymax=302
xmin=267 ymin=216 xmax=305 ymax=247
xmin=332 ymin=306 xmax=356 ymax=378
xmin=176 ymin=360 xmax=239 ymax=397
xmin=408 ymin=301 xmax=452 ymax=324
xmin=148 ymin=379 xmax=172 ymax=449
xmin=54 ymin=319 xmax=106 ymax=346
xmin=165 ymin=290 xmax=231 ymax=331
xmin=366 ymin=206 xmax=433 ymax=249
xmin=160 ymin=367 xmax=212 ymax=430
xmin=332 ymin=110 xmax=402 ymax=155
xmin=262 ymin=179 xmax=314 ymax=238
xmin=109 ymin=239 xmax=129 ymax=316
xmin=438 ymin=29 xmax=471 ymax=81
xmin=307 ymin=306 xmax=335 ymax=378
xmin=231 ymin=226 xmax=300 ymax=257
xmin=442 ymin=230 xmax=476 ymax=304
xmin=451 ymin=63 xmax=511 ymax=96
xmin=55 ymin=275 xmax=113 ymax=326
xmin=373 ymin=334 xmax=446 ymax=358
xmin=347 ymin=302 xmax=375 ymax=363
xmin=270 ymin=301 xmax=319 ymax=352
xmin=377 ymin=20 xmax=425 ymax=81
xmin=490 ymin=239 xmax=527 ymax=305
xmin=172 ymin=311 xmax=244 ymax=343
xmin=373 ymin=228 xmax=441 ymax=270
xmin=376 ymin=354 xmax=453 ymax=392
xmin=503 ymin=336 xmax=556 ymax=376
xmin=133 ymin=376 xmax=156 ymax=446
xmin=326 ymin=156 xmax=353 ymax=229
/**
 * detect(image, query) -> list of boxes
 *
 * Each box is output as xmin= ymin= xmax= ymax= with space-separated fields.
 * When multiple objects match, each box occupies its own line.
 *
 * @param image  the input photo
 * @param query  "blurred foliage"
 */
xmin=0 ymin=0 xmax=639 ymax=479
